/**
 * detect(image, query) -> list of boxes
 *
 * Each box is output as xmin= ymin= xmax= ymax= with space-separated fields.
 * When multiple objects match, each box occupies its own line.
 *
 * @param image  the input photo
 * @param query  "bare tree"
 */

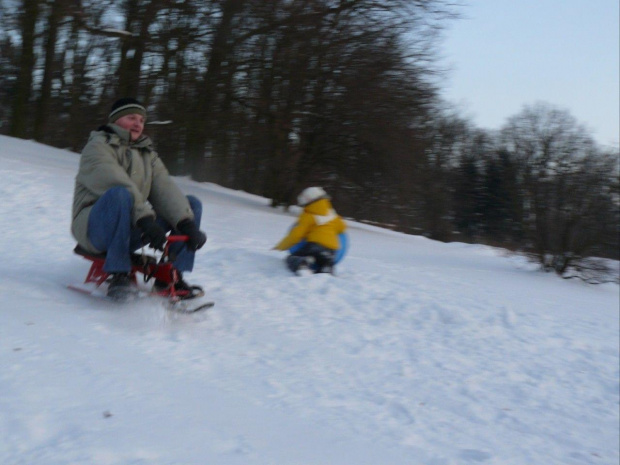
xmin=9 ymin=0 xmax=39 ymax=139
xmin=33 ymin=0 xmax=66 ymax=141
xmin=500 ymin=102 xmax=619 ymax=279
xmin=1 ymin=0 xmax=466 ymax=245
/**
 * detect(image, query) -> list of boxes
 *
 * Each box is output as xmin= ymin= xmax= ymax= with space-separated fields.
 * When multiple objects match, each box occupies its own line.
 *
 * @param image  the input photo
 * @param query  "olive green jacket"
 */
xmin=71 ymin=124 xmax=193 ymax=253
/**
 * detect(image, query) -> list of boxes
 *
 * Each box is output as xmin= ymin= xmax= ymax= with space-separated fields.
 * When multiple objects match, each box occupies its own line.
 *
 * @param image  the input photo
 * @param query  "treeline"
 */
xmin=1 ymin=0 xmax=618 ymax=281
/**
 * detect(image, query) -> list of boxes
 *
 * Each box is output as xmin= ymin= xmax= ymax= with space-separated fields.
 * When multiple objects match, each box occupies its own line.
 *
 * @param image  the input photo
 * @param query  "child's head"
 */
xmin=297 ymin=187 xmax=329 ymax=206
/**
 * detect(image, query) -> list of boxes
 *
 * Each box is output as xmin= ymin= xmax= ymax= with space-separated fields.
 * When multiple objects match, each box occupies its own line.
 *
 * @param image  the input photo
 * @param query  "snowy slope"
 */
xmin=0 ymin=135 xmax=618 ymax=465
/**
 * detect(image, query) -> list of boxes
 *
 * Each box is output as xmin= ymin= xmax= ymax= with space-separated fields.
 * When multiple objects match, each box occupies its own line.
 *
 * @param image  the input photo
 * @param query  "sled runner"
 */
xmin=68 ymin=235 xmax=213 ymax=312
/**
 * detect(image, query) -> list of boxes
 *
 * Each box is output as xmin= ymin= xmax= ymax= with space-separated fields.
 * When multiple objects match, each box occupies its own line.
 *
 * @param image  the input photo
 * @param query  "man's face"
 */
xmin=114 ymin=113 xmax=145 ymax=141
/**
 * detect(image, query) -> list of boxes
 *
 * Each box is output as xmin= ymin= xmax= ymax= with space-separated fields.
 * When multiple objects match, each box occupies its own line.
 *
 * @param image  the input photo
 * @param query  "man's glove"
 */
xmin=137 ymin=216 xmax=167 ymax=251
xmin=177 ymin=219 xmax=207 ymax=251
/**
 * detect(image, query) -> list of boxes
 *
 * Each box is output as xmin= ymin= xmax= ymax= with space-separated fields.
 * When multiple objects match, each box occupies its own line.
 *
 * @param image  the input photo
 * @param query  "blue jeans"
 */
xmin=88 ymin=187 xmax=202 ymax=273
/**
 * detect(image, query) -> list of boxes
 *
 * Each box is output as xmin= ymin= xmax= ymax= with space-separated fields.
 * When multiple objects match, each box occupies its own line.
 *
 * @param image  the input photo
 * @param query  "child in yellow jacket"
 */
xmin=274 ymin=187 xmax=347 ymax=274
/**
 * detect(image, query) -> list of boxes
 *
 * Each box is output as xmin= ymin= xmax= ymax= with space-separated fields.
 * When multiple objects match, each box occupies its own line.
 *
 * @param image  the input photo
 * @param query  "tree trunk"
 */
xmin=187 ymin=0 xmax=245 ymax=180
xmin=34 ymin=0 xmax=63 ymax=142
xmin=9 ymin=0 xmax=39 ymax=139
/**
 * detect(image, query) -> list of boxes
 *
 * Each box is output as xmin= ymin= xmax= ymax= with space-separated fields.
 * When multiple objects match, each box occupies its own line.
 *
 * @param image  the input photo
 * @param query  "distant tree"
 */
xmin=114 ymin=0 xmax=158 ymax=98
xmin=416 ymin=113 xmax=473 ymax=241
xmin=480 ymin=149 xmax=524 ymax=244
xmin=185 ymin=0 xmax=246 ymax=179
xmin=9 ymin=0 xmax=39 ymax=139
xmin=0 ymin=3 xmax=18 ymax=133
xmin=450 ymin=129 xmax=496 ymax=241
xmin=0 ymin=0 xmax=464 ymax=245
xmin=500 ymin=102 xmax=619 ymax=281
xmin=33 ymin=0 xmax=65 ymax=141
xmin=452 ymin=153 xmax=482 ymax=238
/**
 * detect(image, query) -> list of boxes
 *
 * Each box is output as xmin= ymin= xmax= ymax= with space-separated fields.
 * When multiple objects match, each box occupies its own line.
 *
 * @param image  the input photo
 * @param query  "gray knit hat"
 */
xmin=108 ymin=97 xmax=147 ymax=123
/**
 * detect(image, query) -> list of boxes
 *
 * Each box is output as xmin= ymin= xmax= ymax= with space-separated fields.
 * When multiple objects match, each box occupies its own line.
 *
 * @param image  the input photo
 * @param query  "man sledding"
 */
xmin=71 ymin=98 xmax=207 ymax=302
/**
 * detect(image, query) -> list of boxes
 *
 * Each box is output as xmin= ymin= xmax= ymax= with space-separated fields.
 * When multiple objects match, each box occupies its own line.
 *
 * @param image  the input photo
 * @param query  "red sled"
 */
xmin=68 ymin=235 xmax=207 ymax=304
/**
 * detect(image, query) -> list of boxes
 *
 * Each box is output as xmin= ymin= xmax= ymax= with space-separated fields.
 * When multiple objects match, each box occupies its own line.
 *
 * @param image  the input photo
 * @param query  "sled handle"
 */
xmin=161 ymin=235 xmax=190 ymax=263
xmin=166 ymin=235 xmax=189 ymax=243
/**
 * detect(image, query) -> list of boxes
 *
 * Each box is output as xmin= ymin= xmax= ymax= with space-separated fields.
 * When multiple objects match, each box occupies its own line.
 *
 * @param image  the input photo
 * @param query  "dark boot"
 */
xmin=286 ymin=255 xmax=315 ymax=275
xmin=315 ymin=247 xmax=335 ymax=273
xmin=107 ymin=273 xmax=133 ymax=301
xmin=154 ymin=272 xmax=203 ymax=299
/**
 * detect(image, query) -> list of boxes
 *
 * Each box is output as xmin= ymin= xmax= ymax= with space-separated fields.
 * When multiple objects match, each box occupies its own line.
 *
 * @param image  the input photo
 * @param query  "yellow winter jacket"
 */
xmin=274 ymin=198 xmax=347 ymax=251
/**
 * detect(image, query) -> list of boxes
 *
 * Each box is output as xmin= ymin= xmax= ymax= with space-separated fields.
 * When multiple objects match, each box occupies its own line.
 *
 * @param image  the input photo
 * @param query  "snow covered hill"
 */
xmin=0 ymin=135 xmax=618 ymax=465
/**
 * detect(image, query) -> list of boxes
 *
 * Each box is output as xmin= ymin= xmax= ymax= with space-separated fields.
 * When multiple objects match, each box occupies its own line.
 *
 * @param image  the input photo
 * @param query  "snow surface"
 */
xmin=0 ymin=135 xmax=618 ymax=465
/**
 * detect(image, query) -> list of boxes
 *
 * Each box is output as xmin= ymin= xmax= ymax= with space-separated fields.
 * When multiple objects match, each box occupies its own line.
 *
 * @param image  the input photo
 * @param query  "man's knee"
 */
xmin=187 ymin=195 xmax=202 ymax=221
xmin=102 ymin=186 xmax=133 ymax=208
xmin=88 ymin=187 xmax=134 ymax=252
xmin=90 ymin=187 xmax=133 ymax=220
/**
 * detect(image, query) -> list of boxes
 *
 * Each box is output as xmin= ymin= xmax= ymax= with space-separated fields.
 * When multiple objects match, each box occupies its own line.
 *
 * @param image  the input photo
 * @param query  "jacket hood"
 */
xmin=304 ymin=198 xmax=333 ymax=215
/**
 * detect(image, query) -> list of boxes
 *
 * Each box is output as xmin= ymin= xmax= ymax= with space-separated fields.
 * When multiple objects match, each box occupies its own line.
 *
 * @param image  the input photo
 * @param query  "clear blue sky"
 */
xmin=439 ymin=0 xmax=619 ymax=147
